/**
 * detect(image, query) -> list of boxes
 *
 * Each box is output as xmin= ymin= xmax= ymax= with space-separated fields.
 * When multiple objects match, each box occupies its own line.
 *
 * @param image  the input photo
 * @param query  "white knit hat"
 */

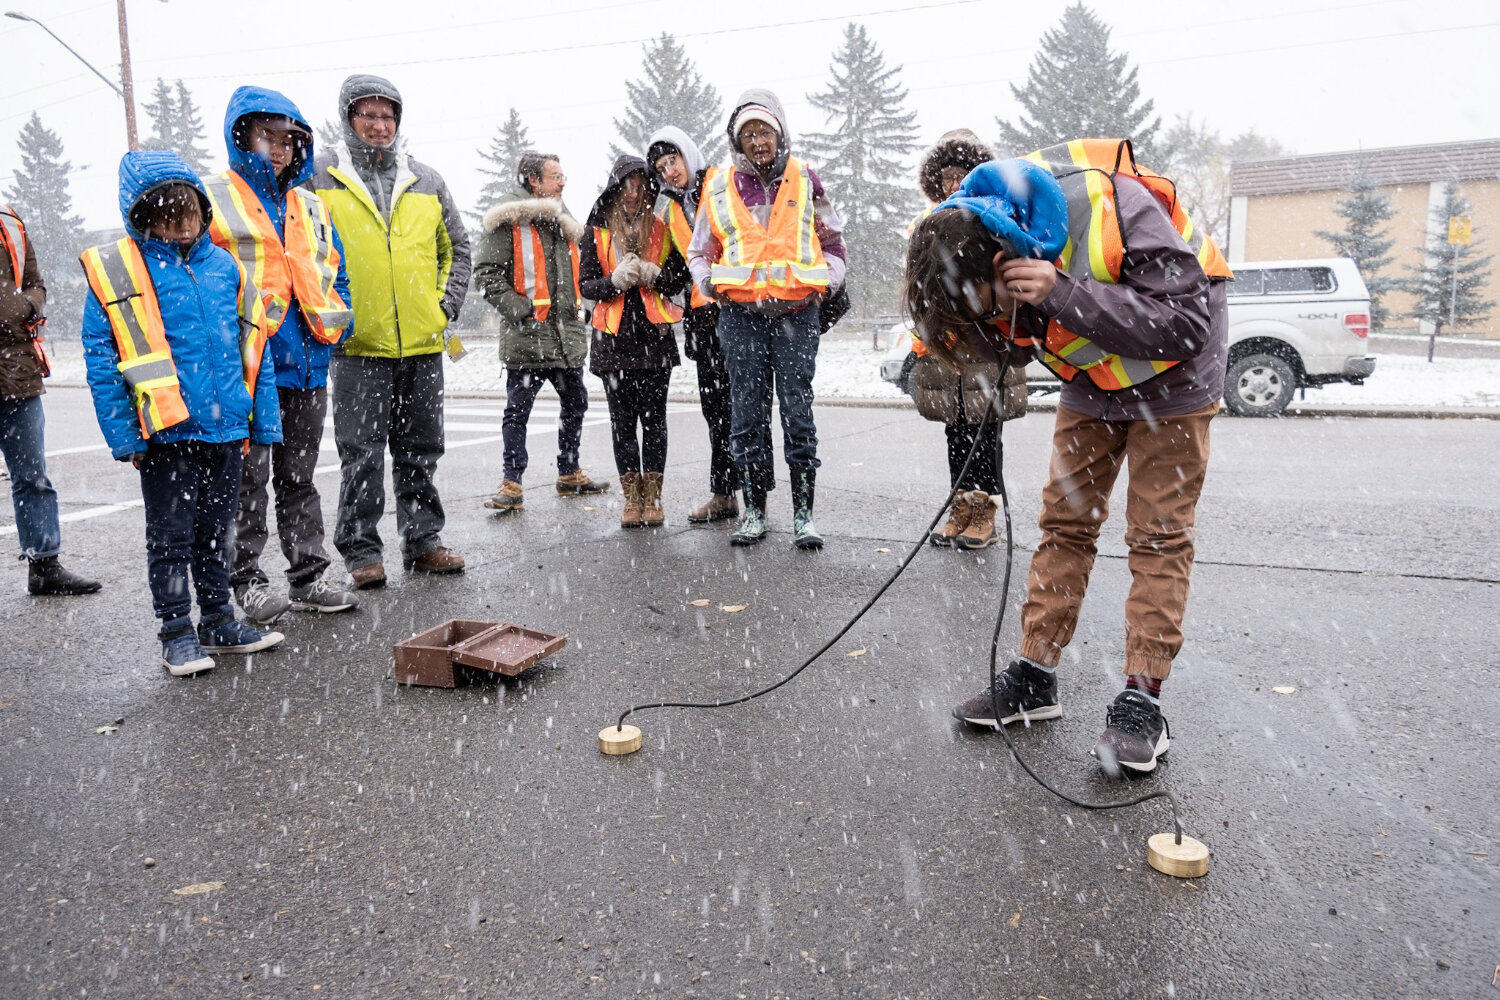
xmin=732 ymin=108 xmax=782 ymax=138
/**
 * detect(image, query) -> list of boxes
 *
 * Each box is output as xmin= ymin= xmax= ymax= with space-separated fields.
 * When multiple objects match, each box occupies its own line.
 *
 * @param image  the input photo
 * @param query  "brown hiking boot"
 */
xmin=403 ymin=547 xmax=466 ymax=574
xmin=619 ymin=471 xmax=644 ymax=528
xmin=641 ymin=472 xmax=665 ymax=527
xmin=483 ymin=479 xmax=524 ymax=513
xmin=929 ymin=491 xmax=973 ymax=547
xmin=556 ymin=470 xmax=611 ymax=495
xmin=956 ymin=492 xmax=997 ymax=550
xmin=687 ymin=492 xmax=739 ymax=523
xmin=350 ymin=562 xmax=387 ymax=590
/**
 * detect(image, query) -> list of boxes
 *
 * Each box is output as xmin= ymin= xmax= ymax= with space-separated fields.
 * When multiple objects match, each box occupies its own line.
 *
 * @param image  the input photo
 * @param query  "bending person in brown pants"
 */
xmin=904 ymin=143 xmax=1232 ymax=776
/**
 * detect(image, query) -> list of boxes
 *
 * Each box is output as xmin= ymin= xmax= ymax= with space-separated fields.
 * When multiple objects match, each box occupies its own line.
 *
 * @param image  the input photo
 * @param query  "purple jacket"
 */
xmin=687 ymin=87 xmax=846 ymax=316
xmin=1023 ymin=175 xmax=1227 ymax=420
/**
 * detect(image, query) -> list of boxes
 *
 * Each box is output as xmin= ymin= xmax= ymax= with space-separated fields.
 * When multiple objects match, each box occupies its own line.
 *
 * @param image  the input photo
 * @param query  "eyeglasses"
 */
xmin=543 ymin=171 xmax=566 ymax=182
xmin=740 ymin=128 xmax=777 ymax=143
xmin=351 ymin=112 xmax=397 ymax=125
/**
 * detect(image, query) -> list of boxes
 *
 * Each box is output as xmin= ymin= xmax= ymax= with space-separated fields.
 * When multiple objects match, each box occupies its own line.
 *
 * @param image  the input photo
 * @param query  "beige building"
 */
xmin=1228 ymin=139 xmax=1500 ymax=335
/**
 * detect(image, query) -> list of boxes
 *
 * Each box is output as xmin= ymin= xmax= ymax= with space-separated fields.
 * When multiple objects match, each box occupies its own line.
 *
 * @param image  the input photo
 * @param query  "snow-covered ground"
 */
xmin=43 ymin=331 xmax=1500 ymax=410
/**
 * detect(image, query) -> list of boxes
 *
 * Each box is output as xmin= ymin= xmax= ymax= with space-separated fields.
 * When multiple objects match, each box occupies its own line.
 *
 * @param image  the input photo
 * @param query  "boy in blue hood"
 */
xmin=206 ymin=86 xmax=356 ymax=624
xmin=906 ymin=149 xmax=1229 ymax=777
xmin=81 ymin=150 xmax=285 ymax=677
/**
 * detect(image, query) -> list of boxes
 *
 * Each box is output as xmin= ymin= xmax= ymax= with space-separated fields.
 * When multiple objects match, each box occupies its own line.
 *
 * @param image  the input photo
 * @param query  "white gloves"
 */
xmin=635 ymin=261 xmax=661 ymax=287
xmin=609 ymin=253 xmax=641 ymax=290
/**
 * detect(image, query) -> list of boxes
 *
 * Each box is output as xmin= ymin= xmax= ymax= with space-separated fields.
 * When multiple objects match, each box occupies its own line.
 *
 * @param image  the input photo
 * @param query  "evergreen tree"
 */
xmin=803 ymin=23 xmax=920 ymax=313
xmin=316 ymin=118 xmax=343 ymax=152
xmin=138 ymin=77 xmax=211 ymax=174
xmin=477 ymin=108 xmax=532 ymax=209
xmin=1405 ymin=181 xmax=1495 ymax=336
xmin=1157 ymin=114 xmax=1286 ymax=249
xmin=140 ymin=78 xmax=177 ymax=152
xmin=172 ymin=80 xmax=211 ymax=174
xmin=610 ymin=33 xmax=724 ymax=166
xmin=1314 ymin=162 xmax=1398 ymax=328
xmin=995 ymin=4 xmax=1160 ymax=160
xmin=4 ymin=114 xmax=88 ymax=332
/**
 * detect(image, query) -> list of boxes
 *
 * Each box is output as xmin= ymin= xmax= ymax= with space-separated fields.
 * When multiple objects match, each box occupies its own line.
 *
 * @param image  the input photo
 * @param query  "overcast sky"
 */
xmin=3 ymin=0 xmax=1497 ymax=232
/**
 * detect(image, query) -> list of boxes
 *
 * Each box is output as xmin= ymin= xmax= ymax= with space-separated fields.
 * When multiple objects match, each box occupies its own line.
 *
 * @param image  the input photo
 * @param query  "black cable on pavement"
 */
xmin=613 ymin=322 xmax=1186 ymax=844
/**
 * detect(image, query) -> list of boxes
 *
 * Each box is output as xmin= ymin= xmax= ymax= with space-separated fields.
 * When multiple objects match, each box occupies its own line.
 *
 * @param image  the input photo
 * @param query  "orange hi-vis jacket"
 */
xmin=1016 ymin=138 xmax=1234 ymax=392
xmin=703 ymin=157 xmax=830 ymax=304
xmin=512 ymin=224 xmax=581 ymax=324
xmin=203 ymin=171 xmax=351 ymax=344
xmin=654 ymin=193 xmax=711 ymax=310
xmin=0 ymin=204 xmax=28 ymax=293
xmin=79 ymin=237 xmax=269 ymax=439
xmin=591 ymin=217 xmax=684 ymax=334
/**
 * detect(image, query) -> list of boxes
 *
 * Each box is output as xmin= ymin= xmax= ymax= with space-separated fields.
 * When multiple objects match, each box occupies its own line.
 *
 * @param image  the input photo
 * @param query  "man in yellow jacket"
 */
xmin=310 ymin=74 xmax=471 ymax=588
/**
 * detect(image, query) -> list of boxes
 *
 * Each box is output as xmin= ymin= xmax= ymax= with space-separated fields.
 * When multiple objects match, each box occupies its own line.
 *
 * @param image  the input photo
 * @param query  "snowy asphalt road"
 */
xmin=1 ymin=388 xmax=1497 ymax=997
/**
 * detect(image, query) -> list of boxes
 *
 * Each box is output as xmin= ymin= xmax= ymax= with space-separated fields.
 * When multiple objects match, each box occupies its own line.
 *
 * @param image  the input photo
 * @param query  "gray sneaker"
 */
xmin=289 ymin=577 xmax=359 ymax=613
xmin=235 ymin=579 xmax=290 ymax=625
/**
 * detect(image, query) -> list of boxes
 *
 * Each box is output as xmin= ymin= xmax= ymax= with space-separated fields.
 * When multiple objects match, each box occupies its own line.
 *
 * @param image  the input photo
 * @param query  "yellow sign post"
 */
xmin=1448 ymin=216 xmax=1472 ymax=245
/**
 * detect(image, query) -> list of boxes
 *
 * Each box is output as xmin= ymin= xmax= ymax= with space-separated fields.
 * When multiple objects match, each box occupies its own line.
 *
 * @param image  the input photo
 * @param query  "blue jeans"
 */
xmin=0 ymin=395 xmax=61 ymax=559
xmin=501 ymin=366 xmax=590 ymax=483
xmin=715 ymin=302 xmax=821 ymax=474
xmin=138 ymin=440 xmax=243 ymax=637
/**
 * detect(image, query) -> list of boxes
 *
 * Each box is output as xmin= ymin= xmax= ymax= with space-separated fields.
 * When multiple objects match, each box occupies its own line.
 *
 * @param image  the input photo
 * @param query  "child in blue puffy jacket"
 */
xmin=81 ymin=151 xmax=285 ymax=677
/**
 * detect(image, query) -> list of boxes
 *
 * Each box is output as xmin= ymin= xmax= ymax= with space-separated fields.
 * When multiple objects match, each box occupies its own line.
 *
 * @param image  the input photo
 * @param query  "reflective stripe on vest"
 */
xmin=79 ymin=238 xmax=270 ymax=437
xmin=591 ymin=221 xmax=684 ymax=334
xmin=704 ymin=157 xmax=830 ymax=304
xmin=204 ymin=172 xmax=351 ymax=344
xmin=654 ymin=193 xmax=710 ymax=309
xmin=0 ymin=205 xmax=27 ymax=291
xmin=1014 ymin=138 xmax=1234 ymax=392
xmin=512 ymin=224 xmax=580 ymax=324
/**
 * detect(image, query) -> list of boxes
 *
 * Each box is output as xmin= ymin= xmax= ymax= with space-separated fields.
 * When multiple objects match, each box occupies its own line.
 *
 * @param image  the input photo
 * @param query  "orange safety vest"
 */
xmin=79 ymin=237 xmax=269 ymax=439
xmin=203 ymin=171 xmax=351 ymax=344
xmin=1 ymin=204 xmax=51 ymax=377
xmin=703 ymin=157 xmax=830 ymax=304
xmin=591 ymin=218 xmax=684 ymax=334
xmin=654 ymin=192 xmax=711 ymax=310
xmin=1015 ymin=138 xmax=1235 ymax=392
xmin=511 ymin=224 xmax=581 ymax=324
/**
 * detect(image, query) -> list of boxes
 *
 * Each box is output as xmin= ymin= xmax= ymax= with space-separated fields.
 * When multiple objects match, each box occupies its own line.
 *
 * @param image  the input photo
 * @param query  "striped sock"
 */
xmin=1126 ymin=674 xmax=1163 ymax=703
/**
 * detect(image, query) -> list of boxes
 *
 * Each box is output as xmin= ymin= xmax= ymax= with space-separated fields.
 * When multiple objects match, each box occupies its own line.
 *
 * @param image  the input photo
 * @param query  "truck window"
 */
xmin=1229 ymin=270 xmax=1263 ymax=295
xmin=1263 ymin=267 xmax=1336 ymax=294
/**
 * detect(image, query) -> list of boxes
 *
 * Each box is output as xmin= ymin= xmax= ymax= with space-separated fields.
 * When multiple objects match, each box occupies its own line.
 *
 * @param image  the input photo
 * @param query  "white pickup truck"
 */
xmin=1223 ymin=257 xmax=1377 ymax=416
xmin=880 ymin=257 xmax=1377 ymax=417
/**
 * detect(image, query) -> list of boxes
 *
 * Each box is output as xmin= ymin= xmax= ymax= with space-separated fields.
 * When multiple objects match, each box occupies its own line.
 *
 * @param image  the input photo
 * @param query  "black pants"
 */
xmin=502 ymin=366 xmax=590 ymax=483
xmin=138 ymin=440 xmax=243 ymax=637
xmin=601 ymin=368 xmax=671 ymax=475
xmin=945 ymin=390 xmax=1002 ymax=493
xmin=331 ymin=353 xmax=446 ymax=569
xmin=685 ymin=309 xmax=739 ymax=495
xmin=232 ymin=385 xmax=331 ymax=589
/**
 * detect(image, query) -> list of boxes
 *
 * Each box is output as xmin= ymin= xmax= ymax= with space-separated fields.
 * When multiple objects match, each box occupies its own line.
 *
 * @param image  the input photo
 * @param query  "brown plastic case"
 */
xmin=392 ymin=619 xmax=565 ymax=687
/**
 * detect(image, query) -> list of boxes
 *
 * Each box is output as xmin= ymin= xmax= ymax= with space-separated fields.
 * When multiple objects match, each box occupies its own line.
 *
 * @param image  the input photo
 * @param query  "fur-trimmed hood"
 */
xmin=918 ymin=128 xmax=995 ymax=205
xmin=482 ymin=187 xmax=584 ymax=242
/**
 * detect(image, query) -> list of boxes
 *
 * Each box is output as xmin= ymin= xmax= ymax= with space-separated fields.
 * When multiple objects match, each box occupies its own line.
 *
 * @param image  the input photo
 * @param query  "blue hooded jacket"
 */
xmin=221 ymin=85 xmax=350 ymax=389
xmin=82 ymin=150 xmax=282 ymax=459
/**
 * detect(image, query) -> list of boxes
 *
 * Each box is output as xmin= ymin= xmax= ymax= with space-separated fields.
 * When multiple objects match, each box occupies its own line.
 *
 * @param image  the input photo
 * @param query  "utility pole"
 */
xmin=116 ymin=0 xmax=139 ymax=150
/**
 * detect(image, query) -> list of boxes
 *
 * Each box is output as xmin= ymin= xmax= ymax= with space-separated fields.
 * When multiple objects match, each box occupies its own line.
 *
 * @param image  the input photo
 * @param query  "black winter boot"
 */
xmin=27 ymin=556 xmax=102 ymax=596
xmin=791 ymin=468 xmax=822 ymax=550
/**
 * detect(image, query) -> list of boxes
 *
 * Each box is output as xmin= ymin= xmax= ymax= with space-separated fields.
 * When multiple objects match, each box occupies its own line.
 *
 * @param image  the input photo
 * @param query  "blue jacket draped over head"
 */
xmin=936 ymin=159 xmax=1069 ymax=261
xmin=82 ymin=149 xmax=282 ymax=459
xmin=221 ymin=85 xmax=351 ymax=390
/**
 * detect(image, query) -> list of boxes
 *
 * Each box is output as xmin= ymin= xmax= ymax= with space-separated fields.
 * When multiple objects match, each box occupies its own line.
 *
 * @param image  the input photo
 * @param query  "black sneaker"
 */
xmin=1092 ymin=689 xmax=1171 ymax=776
xmin=951 ymin=660 xmax=1061 ymax=728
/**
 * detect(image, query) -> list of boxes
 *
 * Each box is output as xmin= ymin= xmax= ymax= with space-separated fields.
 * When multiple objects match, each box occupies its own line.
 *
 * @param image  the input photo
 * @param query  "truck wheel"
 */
xmin=1225 ymin=353 xmax=1296 ymax=417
